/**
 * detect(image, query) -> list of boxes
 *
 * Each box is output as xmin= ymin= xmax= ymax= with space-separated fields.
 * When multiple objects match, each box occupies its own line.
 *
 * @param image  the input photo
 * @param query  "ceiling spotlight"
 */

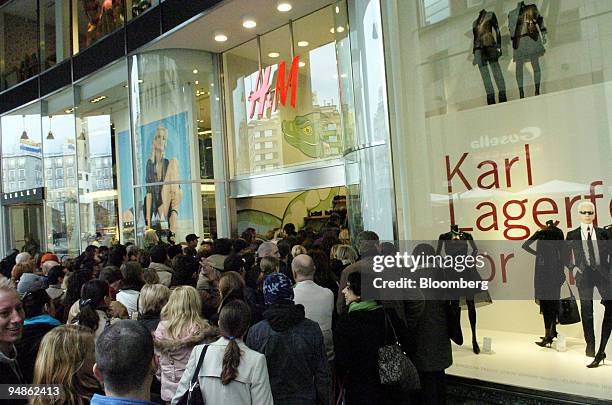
xmin=242 ymin=18 xmax=256 ymax=29
xmin=268 ymin=52 xmax=280 ymax=58
xmin=330 ymin=27 xmax=335 ymax=34
xmin=277 ymin=2 xmax=292 ymax=12
xmin=214 ymin=33 xmax=228 ymax=42
xmin=195 ymin=80 xmax=199 ymax=85
xmin=336 ymin=5 xmax=340 ymax=13
xmin=138 ymin=79 xmax=144 ymax=84
xmin=336 ymin=26 xmax=345 ymax=33
xmin=193 ymin=69 xmax=199 ymax=74
xmin=298 ymin=61 xmax=306 ymax=67
xmin=297 ymin=41 xmax=309 ymax=47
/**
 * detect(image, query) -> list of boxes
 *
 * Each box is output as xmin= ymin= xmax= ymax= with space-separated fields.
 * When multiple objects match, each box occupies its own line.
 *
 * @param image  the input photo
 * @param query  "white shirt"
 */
xmin=294 ymin=280 xmax=335 ymax=360
xmin=116 ymin=289 xmax=140 ymax=317
xmin=580 ymin=222 xmax=600 ymax=266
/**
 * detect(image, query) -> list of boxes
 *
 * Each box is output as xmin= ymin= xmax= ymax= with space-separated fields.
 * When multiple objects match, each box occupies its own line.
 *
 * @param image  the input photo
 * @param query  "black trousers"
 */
xmin=577 ymin=267 xmax=611 ymax=347
xmin=540 ymin=300 xmax=558 ymax=332
xmin=415 ymin=371 xmax=446 ymax=405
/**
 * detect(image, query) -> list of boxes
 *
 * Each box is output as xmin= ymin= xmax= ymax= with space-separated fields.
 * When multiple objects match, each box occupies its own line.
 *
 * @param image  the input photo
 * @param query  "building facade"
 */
xmin=0 ymin=0 xmax=611 ymax=402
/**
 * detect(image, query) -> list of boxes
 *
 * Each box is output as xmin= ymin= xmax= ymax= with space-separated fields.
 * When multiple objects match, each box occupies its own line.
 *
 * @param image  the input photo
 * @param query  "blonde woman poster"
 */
xmin=140 ymin=112 xmax=193 ymax=238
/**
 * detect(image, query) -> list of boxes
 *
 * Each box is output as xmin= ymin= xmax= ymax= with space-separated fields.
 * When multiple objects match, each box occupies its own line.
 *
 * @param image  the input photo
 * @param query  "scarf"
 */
xmin=348 ymin=300 xmax=382 ymax=313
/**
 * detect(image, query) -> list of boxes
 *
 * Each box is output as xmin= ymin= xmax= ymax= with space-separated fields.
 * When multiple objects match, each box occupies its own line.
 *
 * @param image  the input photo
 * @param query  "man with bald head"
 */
xmin=566 ymin=201 xmax=611 ymax=359
xmin=292 ymin=254 xmax=334 ymax=360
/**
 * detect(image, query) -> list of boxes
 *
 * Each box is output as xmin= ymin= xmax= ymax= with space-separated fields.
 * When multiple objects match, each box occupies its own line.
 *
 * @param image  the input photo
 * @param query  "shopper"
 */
xmin=247 ymin=272 xmax=330 ymax=405
xmin=334 ymin=271 xmax=409 ymax=405
xmin=17 ymin=288 xmax=61 ymax=383
xmin=170 ymin=254 xmax=199 ymax=288
xmin=148 ymin=245 xmax=173 ymax=287
xmin=173 ymin=301 xmax=273 ymax=405
xmin=64 ymin=269 xmax=94 ymax=323
xmin=292 ymin=254 xmax=334 ymax=360
xmin=0 ymin=278 xmax=26 ymax=389
xmin=92 ymin=321 xmax=159 ymax=405
xmin=329 ymin=244 xmax=358 ymax=280
xmin=32 ymin=325 xmax=102 ymax=405
xmin=116 ymin=262 xmax=145 ymax=317
xmin=137 ymin=284 xmax=170 ymax=332
xmin=154 ymin=285 xmax=217 ymax=403
xmin=71 ymin=280 xmax=121 ymax=340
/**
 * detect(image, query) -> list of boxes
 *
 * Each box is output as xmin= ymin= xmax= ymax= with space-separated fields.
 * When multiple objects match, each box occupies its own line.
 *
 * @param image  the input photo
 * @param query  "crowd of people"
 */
xmin=0 ymin=223 xmax=454 ymax=405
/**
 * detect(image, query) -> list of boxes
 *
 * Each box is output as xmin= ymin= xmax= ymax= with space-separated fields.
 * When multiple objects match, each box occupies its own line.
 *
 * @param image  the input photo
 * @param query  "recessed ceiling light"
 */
xmin=277 ymin=2 xmax=292 ymax=12
xmin=242 ymin=19 xmax=256 ymax=29
xmin=297 ymin=41 xmax=309 ymax=47
xmin=138 ymin=79 xmax=144 ymax=84
xmin=268 ymin=52 xmax=280 ymax=58
xmin=195 ymin=80 xmax=199 ymax=85
xmin=330 ymin=27 xmax=335 ymax=34
xmin=214 ymin=34 xmax=228 ymax=42
xmin=193 ymin=69 xmax=199 ymax=74
xmin=298 ymin=61 xmax=306 ymax=67
xmin=336 ymin=26 xmax=345 ymax=33
xmin=335 ymin=5 xmax=340 ymax=13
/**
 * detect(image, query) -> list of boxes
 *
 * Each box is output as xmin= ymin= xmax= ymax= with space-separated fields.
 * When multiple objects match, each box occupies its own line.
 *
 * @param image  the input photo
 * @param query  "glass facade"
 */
xmin=383 ymin=0 xmax=612 ymax=400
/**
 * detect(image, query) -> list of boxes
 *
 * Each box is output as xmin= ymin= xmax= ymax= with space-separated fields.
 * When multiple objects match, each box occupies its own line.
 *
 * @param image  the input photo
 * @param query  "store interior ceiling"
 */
xmin=148 ymin=0 xmax=336 ymax=54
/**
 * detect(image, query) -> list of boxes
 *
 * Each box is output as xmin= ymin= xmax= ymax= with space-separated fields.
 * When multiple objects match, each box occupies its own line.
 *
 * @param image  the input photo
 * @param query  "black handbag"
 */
xmin=175 ymin=345 xmax=209 ymax=405
xmin=558 ymin=281 xmax=581 ymax=325
xmin=378 ymin=310 xmax=420 ymax=391
xmin=445 ymin=301 xmax=463 ymax=345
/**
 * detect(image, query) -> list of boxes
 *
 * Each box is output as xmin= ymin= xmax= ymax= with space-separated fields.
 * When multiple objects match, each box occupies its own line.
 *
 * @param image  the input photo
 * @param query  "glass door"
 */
xmin=6 ymin=204 xmax=44 ymax=255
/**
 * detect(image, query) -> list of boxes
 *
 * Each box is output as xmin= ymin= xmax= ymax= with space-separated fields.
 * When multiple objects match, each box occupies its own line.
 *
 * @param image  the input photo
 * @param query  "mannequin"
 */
xmin=508 ymin=1 xmax=547 ymax=98
xmin=472 ymin=9 xmax=506 ymax=105
xmin=522 ymin=220 xmax=565 ymax=348
xmin=566 ymin=201 xmax=611 ymax=367
xmin=436 ymin=225 xmax=492 ymax=354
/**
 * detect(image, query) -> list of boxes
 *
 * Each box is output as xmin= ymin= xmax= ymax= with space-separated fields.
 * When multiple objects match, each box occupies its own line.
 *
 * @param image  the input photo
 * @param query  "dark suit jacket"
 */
xmin=566 ymin=226 xmax=610 ymax=279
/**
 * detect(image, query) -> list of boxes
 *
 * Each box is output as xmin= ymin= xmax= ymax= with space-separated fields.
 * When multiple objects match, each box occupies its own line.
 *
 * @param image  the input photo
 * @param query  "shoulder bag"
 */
xmin=378 ymin=309 xmax=420 ymax=391
xmin=558 ymin=281 xmax=580 ymax=325
xmin=175 ymin=344 xmax=209 ymax=405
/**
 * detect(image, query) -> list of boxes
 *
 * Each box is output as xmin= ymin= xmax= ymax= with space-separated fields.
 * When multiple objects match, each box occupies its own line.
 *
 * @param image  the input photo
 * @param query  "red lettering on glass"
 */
xmin=248 ymin=56 xmax=300 ymax=119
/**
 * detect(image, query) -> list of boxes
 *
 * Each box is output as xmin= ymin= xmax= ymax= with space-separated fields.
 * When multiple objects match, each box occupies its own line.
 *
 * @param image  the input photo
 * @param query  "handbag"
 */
xmin=444 ymin=300 xmax=463 ymax=345
xmin=378 ymin=310 xmax=420 ymax=391
xmin=558 ymin=281 xmax=581 ymax=325
xmin=175 ymin=345 xmax=209 ymax=405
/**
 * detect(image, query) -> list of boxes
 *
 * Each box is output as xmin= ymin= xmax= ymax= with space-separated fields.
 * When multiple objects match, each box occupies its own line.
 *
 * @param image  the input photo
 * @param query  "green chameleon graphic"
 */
xmin=281 ymin=112 xmax=341 ymax=158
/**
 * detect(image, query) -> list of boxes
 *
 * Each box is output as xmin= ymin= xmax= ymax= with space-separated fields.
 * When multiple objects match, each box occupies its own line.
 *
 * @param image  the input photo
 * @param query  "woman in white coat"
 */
xmin=172 ymin=300 xmax=273 ymax=405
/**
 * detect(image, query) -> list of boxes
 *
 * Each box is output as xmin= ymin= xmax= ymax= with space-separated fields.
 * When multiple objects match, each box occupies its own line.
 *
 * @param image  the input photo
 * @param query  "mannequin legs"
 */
xmin=478 ymin=62 xmax=506 ymax=105
xmin=516 ymin=57 xmax=542 ymax=98
xmin=467 ymin=299 xmax=479 ymax=354
xmin=588 ymin=303 xmax=611 ymax=368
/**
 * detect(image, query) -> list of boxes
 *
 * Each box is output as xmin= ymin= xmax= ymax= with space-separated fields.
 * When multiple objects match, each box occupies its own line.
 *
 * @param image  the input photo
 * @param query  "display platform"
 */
xmin=447 ymin=328 xmax=612 ymax=401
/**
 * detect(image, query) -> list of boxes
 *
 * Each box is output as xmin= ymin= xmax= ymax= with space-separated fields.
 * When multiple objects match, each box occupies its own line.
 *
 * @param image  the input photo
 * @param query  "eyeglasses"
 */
xmin=579 ymin=211 xmax=594 ymax=215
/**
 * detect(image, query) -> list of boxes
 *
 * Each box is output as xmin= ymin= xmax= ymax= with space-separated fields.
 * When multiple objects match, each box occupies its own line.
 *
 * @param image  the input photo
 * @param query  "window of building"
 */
xmin=56 ymin=168 xmax=63 ymax=178
xmin=56 ymin=179 xmax=63 ymax=188
xmin=264 ymin=153 xmax=273 ymax=160
xmin=56 ymin=157 xmax=62 ymax=166
xmin=66 ymin=167 xmax=74 ymax=177
xmin=46 ymin=168 xmax=53 ymax=177
xmin=9 ymin=160 xmax=15 ymax=169
xmin=8 ymin=171 xmax=15 ymax=181
xmin=254 ymin=143 xmax=262 ymax=150
xmin=264 ymin=141 xmax=273 ymax=149
xmin=264 ymin=130 xmax=273 ymax=137
xmin=254 ymin=131 xmax=262 ymax=138
xmin=18 ymin=158 xmax=25 ymax=167
xmin=18 ymin=181 xmax=25 ymax=189
xmin=255 ymin=154 xmax=262 ymax=161
xmin=421 ymin=0 xmax=451 ymax=25
xmin=18 ymin=169 xmax=25 ymax=180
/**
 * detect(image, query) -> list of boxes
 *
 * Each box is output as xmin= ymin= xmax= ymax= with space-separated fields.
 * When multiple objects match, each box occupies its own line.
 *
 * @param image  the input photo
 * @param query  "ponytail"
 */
xmin=218 ymin=301 xmax=251 ymax=385
xmin=75 ymin=299 xmax=100 ymax=332
xmin=221 ymin=336 xmax=240 ymax=385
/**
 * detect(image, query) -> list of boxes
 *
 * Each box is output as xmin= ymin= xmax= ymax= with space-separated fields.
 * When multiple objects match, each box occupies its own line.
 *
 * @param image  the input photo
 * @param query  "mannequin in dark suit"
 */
xmin=472 ymin=9 xmax=506 ymax=105
xmin=437 ymin=225 xmax=491 ymax=354
xmin=566 ymin=202 xmax=611 ymax=366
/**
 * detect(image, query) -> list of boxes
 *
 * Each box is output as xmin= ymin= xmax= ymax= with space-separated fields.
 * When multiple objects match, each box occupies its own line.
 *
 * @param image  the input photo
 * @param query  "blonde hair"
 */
xmin=291 ymin=245 xmax=307 ymax=258
xmin=0 ymin=276 xmax=15 ymax=292
xmin=260 ymin=257 xmax=279 ymax=275
xmin=139 ymin=284 xmax=170 ymax=315
xmin=150 ymin=125 xmax=168 ymax=162
xmin=32 ymin=325 xmax=99 ymax=405
xmin=160 ymin=286 xmax=207 ymax=340
xmin=143 ymin=229 xmax=159 ymax=246
xmin=143 ymin=268 xmax=160 ymax=284
xmin=339 ymin=228 xmax=350 ymax=244
xmin=331 ymin=244 xmax=358 ymax=264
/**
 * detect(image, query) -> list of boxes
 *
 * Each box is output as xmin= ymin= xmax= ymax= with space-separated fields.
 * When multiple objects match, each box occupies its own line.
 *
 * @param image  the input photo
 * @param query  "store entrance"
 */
xmin=5 ymin=203 xmax=44 ymax=255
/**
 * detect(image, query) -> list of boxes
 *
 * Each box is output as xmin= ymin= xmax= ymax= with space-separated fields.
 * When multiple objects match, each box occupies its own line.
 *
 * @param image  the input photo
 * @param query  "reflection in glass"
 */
xmin=76 ymin=0 xmax=125 ymax=52
xmin=40 ymin=0 xmax=71 ymax=71
xmin=126 ymin=0 xmax=159 ymax=20
xmin=42 ymin=89 xmax=80 ymax=255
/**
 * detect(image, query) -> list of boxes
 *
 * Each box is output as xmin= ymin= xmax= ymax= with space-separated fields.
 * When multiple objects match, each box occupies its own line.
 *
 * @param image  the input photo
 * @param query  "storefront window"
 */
xmin=384 ymin=0 xmax=612 ymax=399
xmin=76 ymin=0 xmax=124 ymax=52
xmin=40 ymin=0 xmax=71 ymax=71
xmin=130 ymin=48 xmax=221 ymax=243
xmin=42 ymin=88 xmax=79 ymax=255
xmin=0 ymin=0 xmax=39 ymax=90
xmin=224 ymin=4 xmax=348 ymax=178
xmin=75 ymin=61 xmax=128 ymax=249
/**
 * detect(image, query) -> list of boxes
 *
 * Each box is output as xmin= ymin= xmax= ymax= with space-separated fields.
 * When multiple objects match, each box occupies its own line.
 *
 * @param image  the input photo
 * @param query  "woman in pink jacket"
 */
xmin=154 ymin=285 xmax=217 ymax=403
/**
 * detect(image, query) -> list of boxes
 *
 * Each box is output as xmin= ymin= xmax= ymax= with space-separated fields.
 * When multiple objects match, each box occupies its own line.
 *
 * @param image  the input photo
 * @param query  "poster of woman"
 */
xmin=139 ymin=111 xmax=193 ymax=238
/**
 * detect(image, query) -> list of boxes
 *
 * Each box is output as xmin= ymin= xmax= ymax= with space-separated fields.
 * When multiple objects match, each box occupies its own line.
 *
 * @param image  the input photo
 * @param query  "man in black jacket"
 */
xmin=566 ymin=201 xmax=611 ymax=357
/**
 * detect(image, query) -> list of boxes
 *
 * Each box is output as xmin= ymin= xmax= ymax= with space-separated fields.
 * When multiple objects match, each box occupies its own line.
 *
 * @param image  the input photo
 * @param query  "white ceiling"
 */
xmin=146 ymin=0 xmax=337 ymax=54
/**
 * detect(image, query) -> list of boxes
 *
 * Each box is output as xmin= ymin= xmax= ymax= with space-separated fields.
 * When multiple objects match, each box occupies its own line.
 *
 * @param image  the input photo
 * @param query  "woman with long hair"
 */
xmin=71 ymin=280 xmax=118 ymax=340
xmin=64 ymin=269 xmax=94 ymax=323
xmin=32 ymin=325 xmax=102 ymax=405
xmin=172 ymin=301 xmax=273 ymax=404
xmin=154 ymin=286 xmax=217 ymax=403
xmin=138 ymin=284 xmax=170 ymax=332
